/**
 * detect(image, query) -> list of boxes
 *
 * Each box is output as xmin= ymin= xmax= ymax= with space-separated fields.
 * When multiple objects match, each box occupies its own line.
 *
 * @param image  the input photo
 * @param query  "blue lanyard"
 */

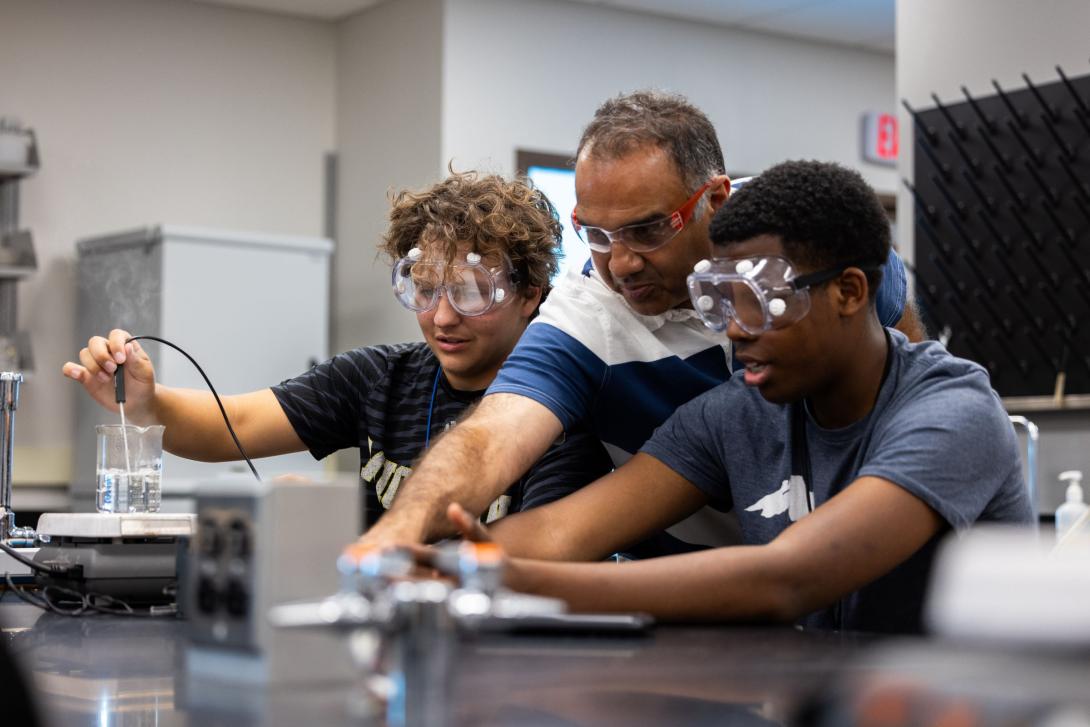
xmin=424 ymin=367 xmax=442 ymax=449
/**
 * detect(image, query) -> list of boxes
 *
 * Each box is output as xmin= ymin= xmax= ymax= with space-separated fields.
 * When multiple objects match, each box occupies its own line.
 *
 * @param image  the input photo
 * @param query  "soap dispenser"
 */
xmin=1054 ymin=470 xmax=1088 ymax=540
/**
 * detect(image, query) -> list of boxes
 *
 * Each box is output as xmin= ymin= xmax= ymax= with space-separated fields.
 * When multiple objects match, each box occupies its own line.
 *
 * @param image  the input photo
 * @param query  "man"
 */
xmin=360 ymin=91 xmax=921 ymax=552
xmin=446 ymin=160 xmax=1031 ymax=634
xmin=63 ymin=172 xmax=612 ymax=525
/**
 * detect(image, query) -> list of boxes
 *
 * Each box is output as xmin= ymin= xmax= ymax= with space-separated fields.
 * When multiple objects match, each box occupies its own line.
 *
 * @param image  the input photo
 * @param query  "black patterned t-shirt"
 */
xmin=271 ymin=342 xmax=612 ymax=529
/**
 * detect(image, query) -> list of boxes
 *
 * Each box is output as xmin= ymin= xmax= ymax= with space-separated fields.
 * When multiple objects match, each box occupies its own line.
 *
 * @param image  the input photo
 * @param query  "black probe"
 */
xmin=108 ymin=336 xmax=261 ymax=482
xmin=114 ymin=365 xmax=126 ymax=404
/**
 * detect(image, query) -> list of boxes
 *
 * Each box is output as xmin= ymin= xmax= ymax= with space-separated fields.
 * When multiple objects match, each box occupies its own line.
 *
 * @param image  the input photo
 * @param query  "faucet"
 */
xmin=1 ymin=371 xmax=35 ymax=544
xmin=1009 ymin=415 xmax=1040 ymax=526
xmin=270 ymin=542 xmax=567 ymax=727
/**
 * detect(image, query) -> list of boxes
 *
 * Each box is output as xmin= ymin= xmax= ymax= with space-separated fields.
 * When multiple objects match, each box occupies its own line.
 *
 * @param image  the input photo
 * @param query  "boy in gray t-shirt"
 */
xmin=445 ymin=160 xmax=1032 ymax=634
xmin=642 ymin=328 xmax=1029 ymax=632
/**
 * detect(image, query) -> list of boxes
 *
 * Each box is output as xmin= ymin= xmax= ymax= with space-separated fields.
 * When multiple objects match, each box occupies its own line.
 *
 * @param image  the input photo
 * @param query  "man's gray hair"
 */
xmin=577 ymin=90 xmax=725 ymax=192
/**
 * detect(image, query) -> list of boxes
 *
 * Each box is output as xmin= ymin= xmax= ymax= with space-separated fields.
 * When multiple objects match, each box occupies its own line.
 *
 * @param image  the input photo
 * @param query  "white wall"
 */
xmin=333 ymin=0 xmax=443 ymax=357
xmin=1 ymin=0 xmax=336 ymax=484
xmin=441 ymin=0 xmax=898 ymax=196
xmin=896 ymin=0 xmax=1090 ymax=515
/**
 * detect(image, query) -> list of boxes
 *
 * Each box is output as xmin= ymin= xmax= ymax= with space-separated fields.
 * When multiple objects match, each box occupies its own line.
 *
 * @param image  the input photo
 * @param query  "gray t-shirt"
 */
xmin=641 ymin=330 xmax=1031 ymax=634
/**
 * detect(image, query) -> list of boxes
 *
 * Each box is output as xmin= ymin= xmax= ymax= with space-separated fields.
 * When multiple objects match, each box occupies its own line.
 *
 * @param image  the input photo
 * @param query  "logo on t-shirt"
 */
xmin=745 ymin=475 xmax=813 ymax=521
xmin=361 ymin=449 xmax=513 ymax=521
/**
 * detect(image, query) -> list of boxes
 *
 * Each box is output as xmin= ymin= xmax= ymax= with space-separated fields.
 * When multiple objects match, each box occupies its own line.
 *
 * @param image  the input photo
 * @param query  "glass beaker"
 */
xmin=95 ymin=424 xmax=165 ymax=513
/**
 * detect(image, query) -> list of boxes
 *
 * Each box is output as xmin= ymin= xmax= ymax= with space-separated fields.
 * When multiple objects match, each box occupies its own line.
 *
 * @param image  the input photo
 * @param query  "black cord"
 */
xmin=86 ymin=593 xmax=133 ymax=616
xmin=4 ymin=573 xmax=49 ymax=611
xmin=0 ymin=542 xmax=57 ymax=574
xmin=123 ymin=335 xmax=261 ymax=482
xmin=38 ymin=583 xmax=88 ymax=616
xmin=2 ymin=571 xmax=176 ymax=618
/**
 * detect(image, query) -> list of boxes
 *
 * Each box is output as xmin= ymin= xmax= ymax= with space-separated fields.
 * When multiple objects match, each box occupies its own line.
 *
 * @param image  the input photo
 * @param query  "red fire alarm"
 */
xmin=862 ymin=112 xmax=899 ymax=166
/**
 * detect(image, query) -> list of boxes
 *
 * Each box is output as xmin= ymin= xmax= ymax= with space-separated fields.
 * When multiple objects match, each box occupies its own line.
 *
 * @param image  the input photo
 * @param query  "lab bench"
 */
xmin=3 ymin=601 xmax=1090 ymax=727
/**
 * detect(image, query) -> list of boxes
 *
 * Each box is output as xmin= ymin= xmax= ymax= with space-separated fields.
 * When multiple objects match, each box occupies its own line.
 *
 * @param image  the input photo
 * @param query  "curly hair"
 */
xmin=380 ymin=171 xmax=561 ymax=296
xmin=709 ymin=160 xmax=890 ymax=298
xmin=577 ymin=90 xmax=725 ymax=192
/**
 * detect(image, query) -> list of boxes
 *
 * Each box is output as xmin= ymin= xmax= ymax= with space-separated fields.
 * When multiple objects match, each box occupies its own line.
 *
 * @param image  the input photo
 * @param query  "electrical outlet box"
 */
xmin=184 ymin=476 xmax=359 ymax=685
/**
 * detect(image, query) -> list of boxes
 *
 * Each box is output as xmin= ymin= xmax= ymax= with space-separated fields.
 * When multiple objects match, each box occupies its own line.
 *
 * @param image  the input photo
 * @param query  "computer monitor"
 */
xmin=518 ymin=151 xmax=587 ymax=283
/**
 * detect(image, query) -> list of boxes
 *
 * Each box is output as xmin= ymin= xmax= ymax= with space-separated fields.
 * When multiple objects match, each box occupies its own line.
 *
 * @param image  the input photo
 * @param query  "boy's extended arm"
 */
xmin=148 ymin=387 xmax=304 ymax=460
xmin=361 ymin=393 xmax=566 ymax=545
xmin=64 ymin=329 xmax=305 ymax=461
xmin=503 ymin=475 xmax=945 ymax=622
xmin=488 ymin=452 xmax=710 ymax=560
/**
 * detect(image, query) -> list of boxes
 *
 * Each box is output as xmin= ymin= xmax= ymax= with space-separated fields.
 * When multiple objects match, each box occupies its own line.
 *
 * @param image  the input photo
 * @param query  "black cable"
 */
xmin=39 ymin=583 xmax=88 ymax=616
xmin=4 ymin=573 xmax=48 ymax=611
xmin=0 ymin=542 xmax=56 ymax=574
xmin=2 ymin=571 xmax=176 ymax=618
xmin=122 ymin=335 xmax=261 ymax=482
xmin=82 ymin=591 xmax=132 ymax=616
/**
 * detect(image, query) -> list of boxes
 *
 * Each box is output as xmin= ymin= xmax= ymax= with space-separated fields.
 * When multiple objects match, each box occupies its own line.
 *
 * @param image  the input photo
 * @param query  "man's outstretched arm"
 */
xmin=487 ymin=452 xmax=709 ymax=561
xmin=362 ymin=393 xmax=565 ymax=545
xmin=502 ymin=474 xmax=944 ymax=622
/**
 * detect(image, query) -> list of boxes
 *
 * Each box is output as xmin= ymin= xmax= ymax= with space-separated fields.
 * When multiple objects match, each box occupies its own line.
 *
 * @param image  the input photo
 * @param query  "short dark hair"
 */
xmin=577 ymin=90 xmax=725 ymax=192
xmin=709 ymin=160 xmax=890 ymax=298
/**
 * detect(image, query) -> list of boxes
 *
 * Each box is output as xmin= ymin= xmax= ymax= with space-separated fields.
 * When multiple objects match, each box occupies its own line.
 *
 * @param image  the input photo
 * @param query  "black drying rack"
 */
xmin=905 ymin=64 xmax=1090 ymax=403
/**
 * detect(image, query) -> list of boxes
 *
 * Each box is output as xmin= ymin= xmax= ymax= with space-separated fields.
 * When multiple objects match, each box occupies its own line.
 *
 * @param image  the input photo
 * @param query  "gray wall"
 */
xmin=896 ymin=0 xmax=1090 ymax=515
xmin=333 ymin=0 xmax=444 ymax=357
xmin=441 ymin=0 xmax=898 ymax=193
xmin=2 ymin=0 xmax=336 ymax=487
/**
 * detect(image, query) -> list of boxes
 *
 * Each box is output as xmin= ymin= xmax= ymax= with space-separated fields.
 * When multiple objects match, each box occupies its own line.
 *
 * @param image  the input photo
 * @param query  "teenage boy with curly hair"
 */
xmin=64 ymin=172 xmax=612 ymax=526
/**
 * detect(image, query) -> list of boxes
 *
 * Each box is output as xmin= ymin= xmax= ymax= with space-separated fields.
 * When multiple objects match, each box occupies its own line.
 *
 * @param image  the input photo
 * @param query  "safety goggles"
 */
xmin=571 ymin=179 xmax=716 ymax=254
xmin=687 ymin=256 xmax=868 ymax=335
xmin=391 ymin=248 xmax=517 ymax=317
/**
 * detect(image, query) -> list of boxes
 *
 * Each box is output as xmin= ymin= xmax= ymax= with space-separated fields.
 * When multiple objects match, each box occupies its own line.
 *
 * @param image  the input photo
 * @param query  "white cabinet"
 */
xmin=73 ymin=225 xmax=332 ymax=505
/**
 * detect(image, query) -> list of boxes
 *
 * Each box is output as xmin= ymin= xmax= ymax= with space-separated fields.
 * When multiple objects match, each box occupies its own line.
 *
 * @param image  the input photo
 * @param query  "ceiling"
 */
xmin=190 ymin=0 xmax=896 ymax=54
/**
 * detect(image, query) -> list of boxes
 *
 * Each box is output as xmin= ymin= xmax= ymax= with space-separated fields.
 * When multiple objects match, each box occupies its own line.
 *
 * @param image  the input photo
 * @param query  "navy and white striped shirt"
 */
xmin=488 ymin=249 xmax=907 ymax=553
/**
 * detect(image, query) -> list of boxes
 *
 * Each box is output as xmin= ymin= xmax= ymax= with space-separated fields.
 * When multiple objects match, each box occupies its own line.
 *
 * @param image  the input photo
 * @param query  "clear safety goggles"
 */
xmin=391 ymin=248 xmax=517 ymax=317
xmin=687 ymin=256 xmax=867 ymax=335
xmin=571 ymin=179 xmax=716 ymax=254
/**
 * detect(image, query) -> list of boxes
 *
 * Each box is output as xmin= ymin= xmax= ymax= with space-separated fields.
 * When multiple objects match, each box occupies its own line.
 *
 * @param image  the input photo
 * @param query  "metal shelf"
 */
xmin=0 ymin=121 xmax=39 ymax=179
xmin=0 ymin=230 xmax=36 ymax=278
xmin=1002 ymin=394 xmax=1090 ymax=413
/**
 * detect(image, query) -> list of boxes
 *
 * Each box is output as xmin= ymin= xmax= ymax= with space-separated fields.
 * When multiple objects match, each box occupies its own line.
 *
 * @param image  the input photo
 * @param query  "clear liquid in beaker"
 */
xmin=96 ymin=468 xmax=121 ymax=513
xmin=95 ymin=424 xmax=165 ymax=513
xmin=96 ymin=468 xmax=162 ymax=513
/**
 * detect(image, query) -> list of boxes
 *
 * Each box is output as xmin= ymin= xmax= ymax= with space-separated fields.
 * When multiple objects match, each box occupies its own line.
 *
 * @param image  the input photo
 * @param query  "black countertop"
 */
xmin=3 ymin=601 xmax=1089 ymax=727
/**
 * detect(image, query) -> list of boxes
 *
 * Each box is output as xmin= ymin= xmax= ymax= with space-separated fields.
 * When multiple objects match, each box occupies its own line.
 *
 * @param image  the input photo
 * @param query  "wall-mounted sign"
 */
xmin=861 ymin=112 xmax=898 ymax=166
